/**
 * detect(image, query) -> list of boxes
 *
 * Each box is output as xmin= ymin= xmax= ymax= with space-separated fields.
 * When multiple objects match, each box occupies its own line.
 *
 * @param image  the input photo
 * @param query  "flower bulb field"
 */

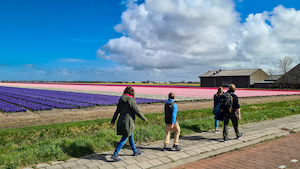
xmin=0 ymin=82 xmax=299 ymax=113
xmin=0 ymin=85 xmax=164 ymax=113
xmin=0 ymin=82 xmax=299 ymax=129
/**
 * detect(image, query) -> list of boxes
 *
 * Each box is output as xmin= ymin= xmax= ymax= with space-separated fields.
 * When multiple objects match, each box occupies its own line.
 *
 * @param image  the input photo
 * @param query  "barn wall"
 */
xmin=250 ymin=69 xmax=269 ymax=85
xmin=200 ymin=77 xmax=216 ymax=87
xmin=230 ymin=77 xmax=249 ymax=88
xmin=201 ymin=76 xmax=249 ymax=88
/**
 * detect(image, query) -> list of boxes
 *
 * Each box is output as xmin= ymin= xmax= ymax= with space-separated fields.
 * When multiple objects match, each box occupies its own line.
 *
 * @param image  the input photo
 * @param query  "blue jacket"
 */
xmin=165 ymin=99 xmax=177 ymax=124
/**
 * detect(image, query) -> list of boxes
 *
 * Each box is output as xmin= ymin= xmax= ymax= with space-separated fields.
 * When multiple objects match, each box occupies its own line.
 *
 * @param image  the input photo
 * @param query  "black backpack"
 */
xmin=220 ymin=92 xmax=233 ymax=113
xmin=165 ymin=102 xmax=174 ymax=124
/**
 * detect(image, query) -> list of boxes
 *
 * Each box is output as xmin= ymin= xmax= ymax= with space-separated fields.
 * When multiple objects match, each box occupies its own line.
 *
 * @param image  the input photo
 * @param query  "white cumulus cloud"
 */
xmin=271 ymin=5 xmax=300 ymax=41
xmin=97 ymin=0 xmax=300 ymax=81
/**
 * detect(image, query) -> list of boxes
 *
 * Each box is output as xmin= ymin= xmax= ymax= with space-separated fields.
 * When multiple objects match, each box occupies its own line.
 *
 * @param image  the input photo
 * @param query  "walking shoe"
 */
xmin=228 ymin=128 xmax=231 ymax=131
xmin=171 ymin=145 xmax=181 ymax=151
xmin=162 ymin=146 xmax=171 ymax=151
xmin=133 ymin=150 xmax=143 ymax=156
xmin=214 ymin=129 xmax=220 ymax=133
xmin=111 ymin=154 xmax=121 ymax=162
xmin=237 ymin=133 xmax=244 ymax=139
xmin=224 ymin=140 xmax=229 ymax=143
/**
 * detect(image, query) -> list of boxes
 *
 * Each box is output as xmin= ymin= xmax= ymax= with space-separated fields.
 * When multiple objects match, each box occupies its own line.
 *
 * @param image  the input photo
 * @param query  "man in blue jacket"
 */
xmin=163 ymin=92 xmax=181 ymax=151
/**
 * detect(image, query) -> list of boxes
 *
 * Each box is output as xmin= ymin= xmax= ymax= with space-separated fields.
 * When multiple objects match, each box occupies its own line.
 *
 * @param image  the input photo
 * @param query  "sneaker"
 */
xmin=111 ymin=154 xmax=121 ymax=162
xmin=228 ymin=128 xmax=231 ymax=131
xmin=162 ymin=146 xmax=171 ymax=151
xmin=237 ymin=133 xmax=244 ymax=139
xmin=224 ymin=140 xmax=229 ymax=143
xmin=171 ymin=145 xmax=181 ymax=151
xmin=133 ymin=150 xmax=143 ymax=156
xmin=214 ymin=129 xmax=220 ymax=133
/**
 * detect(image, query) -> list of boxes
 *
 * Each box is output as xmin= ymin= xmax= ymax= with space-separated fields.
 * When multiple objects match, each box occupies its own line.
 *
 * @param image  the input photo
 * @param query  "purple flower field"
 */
xmin=0 ymin=86 xmax=164 ymax=113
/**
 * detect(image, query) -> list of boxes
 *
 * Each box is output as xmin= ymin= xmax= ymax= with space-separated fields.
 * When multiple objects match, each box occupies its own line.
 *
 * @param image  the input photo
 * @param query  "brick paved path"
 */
xmin=173 ymin=131 xmax=300 ymax=169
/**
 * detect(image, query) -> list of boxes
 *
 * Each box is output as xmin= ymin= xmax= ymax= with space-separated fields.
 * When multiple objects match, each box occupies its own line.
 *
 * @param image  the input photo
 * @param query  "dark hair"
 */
xmin=168 ymin=92 xmax=175 ymax=99
xmin=124 ymin=86 xmax=135 ymax=96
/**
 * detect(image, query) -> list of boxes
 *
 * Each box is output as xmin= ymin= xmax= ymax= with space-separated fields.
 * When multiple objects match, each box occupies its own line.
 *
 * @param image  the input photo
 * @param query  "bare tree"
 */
xmin=278 ymin=56 xmax=293 ymax=88
xmin=266 ymin=68 xmax=278 ymax=80
xmin=278 ymin=56 xmax=293 ymax=74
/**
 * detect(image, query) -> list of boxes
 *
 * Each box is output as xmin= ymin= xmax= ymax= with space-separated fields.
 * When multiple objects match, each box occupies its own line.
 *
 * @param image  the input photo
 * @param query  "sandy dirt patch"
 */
xmin=0 ymin=95 xmax=299 ymax=129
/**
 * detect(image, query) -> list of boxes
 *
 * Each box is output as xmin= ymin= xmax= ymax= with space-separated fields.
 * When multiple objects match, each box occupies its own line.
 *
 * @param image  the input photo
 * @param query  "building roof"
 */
xmin=275 ymin=63 xmax=300 ymax=83
xmin=199 ymin=69 xmax=261 ymax=78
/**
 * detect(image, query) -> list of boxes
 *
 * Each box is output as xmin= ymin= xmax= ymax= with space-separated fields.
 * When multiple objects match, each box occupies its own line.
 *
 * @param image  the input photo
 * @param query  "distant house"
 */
xmin=274 ymin=63 xmax=300 ymax=89
xmin=199 ymin=69 xmax=269 ymax=88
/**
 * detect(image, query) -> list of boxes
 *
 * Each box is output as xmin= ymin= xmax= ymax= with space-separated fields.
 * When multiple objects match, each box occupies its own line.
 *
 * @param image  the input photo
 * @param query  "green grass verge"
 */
xmin=1 ymin=100 xmax=300 ymax=169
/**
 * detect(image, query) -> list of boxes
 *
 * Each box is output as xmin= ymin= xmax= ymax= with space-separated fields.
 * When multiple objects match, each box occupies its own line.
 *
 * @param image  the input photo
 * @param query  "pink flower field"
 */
xmin=0 ymin=83 xmax=299 ymax=99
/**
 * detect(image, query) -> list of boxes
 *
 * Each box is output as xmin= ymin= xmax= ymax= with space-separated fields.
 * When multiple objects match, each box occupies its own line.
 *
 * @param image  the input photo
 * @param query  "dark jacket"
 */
xmin=213 ymin=94 xmax=223 ymax=120
xmin=213 ymin=94 xmax=222 ymax=107
xmin=111 ymin=94 xmax=146 ymax=136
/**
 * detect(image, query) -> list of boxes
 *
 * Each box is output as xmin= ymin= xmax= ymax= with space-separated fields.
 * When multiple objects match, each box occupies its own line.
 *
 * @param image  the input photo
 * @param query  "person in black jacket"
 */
xmin=213 ymin=86 xmax=223 ymax=133
xmin=223 ymin=84 xmax=243 ymax=142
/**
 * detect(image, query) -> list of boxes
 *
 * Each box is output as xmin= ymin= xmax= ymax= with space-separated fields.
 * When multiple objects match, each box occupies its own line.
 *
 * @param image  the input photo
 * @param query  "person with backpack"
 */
xmin=162 ymin=92 xmax=181 ymax=151
xmin=111 ymin=86 xmax=147 ymax=162
xmin=222 ymin=84 xmax=243 ymax=142
xmin=213 ymin=86 xmax=231 ymax=133
xmin=213 ymin=86 xmax=223 ymax=133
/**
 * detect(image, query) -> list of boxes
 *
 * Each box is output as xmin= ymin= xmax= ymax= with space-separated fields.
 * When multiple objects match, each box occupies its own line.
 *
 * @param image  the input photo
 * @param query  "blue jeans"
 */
xmin=113 ymin=134 xmax=137 ymax=155
xmin=215 ymin=119 xmax=219 ymax=129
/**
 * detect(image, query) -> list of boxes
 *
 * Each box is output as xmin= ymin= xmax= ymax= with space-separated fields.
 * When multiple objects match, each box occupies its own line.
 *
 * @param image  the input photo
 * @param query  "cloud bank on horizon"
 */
xmin=97 ymin=0 xmax=300 ymax=80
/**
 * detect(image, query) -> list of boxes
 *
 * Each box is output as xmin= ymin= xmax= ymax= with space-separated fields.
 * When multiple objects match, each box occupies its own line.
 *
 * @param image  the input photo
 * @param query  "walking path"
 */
xmin=24 ymin=114 xmax=300 ymax=169
xmin=174 ymin=130 xmax=300 ymax=169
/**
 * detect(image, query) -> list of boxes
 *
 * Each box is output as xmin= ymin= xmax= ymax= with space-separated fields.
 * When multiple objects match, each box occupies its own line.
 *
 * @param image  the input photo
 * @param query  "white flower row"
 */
xmin=1 ymin=85 xmax=202 ymax=101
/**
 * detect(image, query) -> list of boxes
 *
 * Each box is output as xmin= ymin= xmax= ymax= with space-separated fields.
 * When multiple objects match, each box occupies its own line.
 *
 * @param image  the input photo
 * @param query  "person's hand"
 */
xmin=144 ymin=118 xmax=147 ymax=122
xmin=170 ymin=124 xmax=174 ymax=129
xmin=236 ymin=109 xmax=241 ymax=121
xmin=238 ymin=114 xmax=241 ymax=121
xmin=111 ymin=123 xmax=114 ymax=126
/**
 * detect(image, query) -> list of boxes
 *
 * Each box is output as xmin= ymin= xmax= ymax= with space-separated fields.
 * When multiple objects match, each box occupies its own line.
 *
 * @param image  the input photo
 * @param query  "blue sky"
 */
xmin=1 ymin=0 xmax=300 ymax=82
